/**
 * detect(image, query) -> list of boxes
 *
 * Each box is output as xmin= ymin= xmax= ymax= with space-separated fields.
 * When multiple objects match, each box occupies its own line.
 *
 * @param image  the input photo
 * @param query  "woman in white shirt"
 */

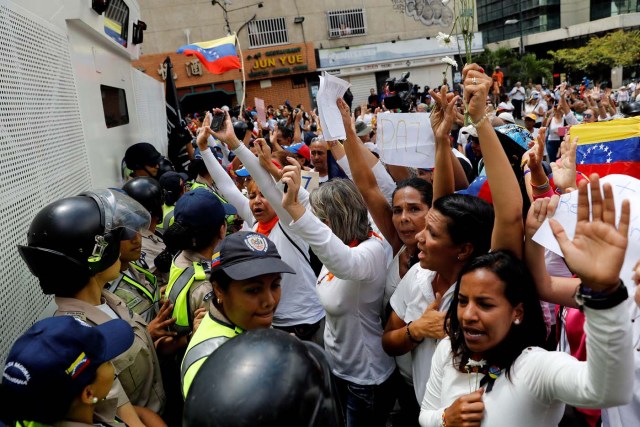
xmin=279 ymin=160 xmax=396 ymax=427
xmin=195 ymin=114 xmax=325 ymax=344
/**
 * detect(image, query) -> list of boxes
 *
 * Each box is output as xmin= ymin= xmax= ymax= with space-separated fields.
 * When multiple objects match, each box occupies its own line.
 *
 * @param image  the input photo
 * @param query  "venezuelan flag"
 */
xmin=177 ymin=34 xmax=241 ymax=75
xmin=568 ymin=116 xmax=640 ymax=179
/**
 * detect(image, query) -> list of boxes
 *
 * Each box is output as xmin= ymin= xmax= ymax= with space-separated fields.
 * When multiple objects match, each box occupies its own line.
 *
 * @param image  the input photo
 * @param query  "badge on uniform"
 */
xmin=244 ymin=234 xmax=269 ymax=253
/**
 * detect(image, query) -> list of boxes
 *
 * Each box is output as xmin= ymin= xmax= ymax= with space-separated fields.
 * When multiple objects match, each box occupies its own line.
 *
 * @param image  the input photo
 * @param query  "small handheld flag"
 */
xmin=177 ymin=34 xmax=242 ymax=75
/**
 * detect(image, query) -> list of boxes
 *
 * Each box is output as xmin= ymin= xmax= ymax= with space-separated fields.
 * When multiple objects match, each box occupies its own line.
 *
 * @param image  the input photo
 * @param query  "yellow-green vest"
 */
xmin=107 ymin=263 xmax=159 ymax=323
xmin=156 ymin=204 xmax=175 ymax=233
xmin=163 ymin=260 xmax=207 ymax=335
xmin=180 ymin=313 xmax=243 ymax=398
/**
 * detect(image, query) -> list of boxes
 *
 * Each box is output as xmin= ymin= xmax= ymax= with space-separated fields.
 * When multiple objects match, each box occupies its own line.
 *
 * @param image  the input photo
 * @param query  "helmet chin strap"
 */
xmin=143 ymin=165 xmax=156 ymax=177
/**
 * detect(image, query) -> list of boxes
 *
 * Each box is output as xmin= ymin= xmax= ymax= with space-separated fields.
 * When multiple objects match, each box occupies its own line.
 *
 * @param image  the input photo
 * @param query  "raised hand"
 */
xmin=525 ymin=195 xmax=559 ymax=240
xmin=462 ymin=64 xmax=492 ymax=123
xmin=281 ymin=156 xmax=303 ymax=216
xmin=444 ymin=389 xmax=485 ymax=427
xmin=429 ymin=85 xmax=460 ymax=142
xmin=337 ymin=98 xmax=356 ymax=134
xmin=196 ymin=112 xmax=213 ymax=151
xmin=550 ymin=135 xmax=578 ymax=192
xmin=549 ymin=175 xmax=630 ymax=291
xmin=209 ymin=109 xmax=240 ymax=149
xmin=408 ymin=292 xmax=446 ymax=340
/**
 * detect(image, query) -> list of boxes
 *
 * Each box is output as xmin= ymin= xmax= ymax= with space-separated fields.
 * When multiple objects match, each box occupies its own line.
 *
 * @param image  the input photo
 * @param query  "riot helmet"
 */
xmin=122 ymin=177 xmax=164 ymax=221
xmin=184 ymin=329 xmax=342 ymax=427
xmin=18 ymin=190 xmax=151 ymax=296
xmin=622 ymin=101 xmax=640 ymax=117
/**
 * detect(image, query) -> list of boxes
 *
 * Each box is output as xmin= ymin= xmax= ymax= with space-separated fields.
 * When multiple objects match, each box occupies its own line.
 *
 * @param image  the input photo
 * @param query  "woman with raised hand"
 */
xmin=381 ymin=64 xmax=524 ymax=409
xmin=194 ymin=111 xmax=325 ymax=344
xmin=420 ymin=175 xmax=633 ymax=427
xmin=279 ymin=157 xmax=395 ymax=427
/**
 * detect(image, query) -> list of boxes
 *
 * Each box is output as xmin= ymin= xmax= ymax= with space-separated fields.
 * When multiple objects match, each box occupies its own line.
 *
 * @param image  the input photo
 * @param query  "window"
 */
xmin=327 ymin=8 xmax=367 ymax=39
xmin=100 ymin=85 xmax=129 ymax=128
xmin=248 ymin=18 xmax=288 ymax=48
xmin=104 ymin=0 xmax=129 ymax=47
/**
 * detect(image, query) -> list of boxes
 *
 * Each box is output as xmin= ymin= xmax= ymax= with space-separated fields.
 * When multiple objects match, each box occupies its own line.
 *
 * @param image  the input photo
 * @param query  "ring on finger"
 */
xmin=472 ymin=77 xmax=478 ymax=85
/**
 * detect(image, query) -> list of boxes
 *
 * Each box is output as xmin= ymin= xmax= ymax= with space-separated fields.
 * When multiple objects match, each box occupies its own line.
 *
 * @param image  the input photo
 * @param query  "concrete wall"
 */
xmin=560 ymin=0 xmax=590 ymax=28
xmin=138 ymin=0 xmax=477 ymax=55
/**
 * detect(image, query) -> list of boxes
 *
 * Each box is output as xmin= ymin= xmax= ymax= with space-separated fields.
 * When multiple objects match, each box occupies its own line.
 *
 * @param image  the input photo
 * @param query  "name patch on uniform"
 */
xmin=244 ymin=234 xmax=268 ymax=253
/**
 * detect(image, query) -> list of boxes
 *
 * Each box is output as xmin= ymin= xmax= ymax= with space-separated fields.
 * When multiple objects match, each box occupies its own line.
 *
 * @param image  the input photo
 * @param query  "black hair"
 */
xmin=187 ymin=158 xmax=208 ymax=181
xmin=433 ymin=194 xmax=494 ymax=259
xmin=210 ymin=269 xmax=233 ymax=294
xmin=445 ymin=251 xmax=547 ymax=379
xmin=162 ymin=221 xmax=221 ymax=253
xmin=392 ymin=177 xmax=434 ymax=208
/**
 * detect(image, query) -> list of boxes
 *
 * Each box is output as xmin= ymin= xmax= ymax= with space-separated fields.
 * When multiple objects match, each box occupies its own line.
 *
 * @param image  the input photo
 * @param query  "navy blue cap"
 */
xmin=175 ymin=188 xmax=237 ymax=229
xmin=211 ymin=231 xmax=294 ymax=280
xmin=2 ymin=316 xmax=133 ymax=413
xmin=159 ymin=171 xmax=188 ymax=195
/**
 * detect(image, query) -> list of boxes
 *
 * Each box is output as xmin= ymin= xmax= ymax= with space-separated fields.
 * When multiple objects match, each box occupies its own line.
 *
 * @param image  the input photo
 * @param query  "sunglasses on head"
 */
xmin=583 ymin=113 xmax=593 ymax=118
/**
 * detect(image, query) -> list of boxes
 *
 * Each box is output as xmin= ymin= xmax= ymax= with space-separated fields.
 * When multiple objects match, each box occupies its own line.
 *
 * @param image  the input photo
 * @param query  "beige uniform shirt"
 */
xmin=173 ymin=249 xmax=214 ymax=319
xmin=55 ymin=291 xmax=166 ymax=414
xmin=141 ymin=233 xmax=168 ymax=286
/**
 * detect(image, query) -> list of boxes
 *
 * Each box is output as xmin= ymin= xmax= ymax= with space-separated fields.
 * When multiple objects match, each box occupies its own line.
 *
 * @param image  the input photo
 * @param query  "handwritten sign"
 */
xmin=255 ymin=97 xmax=266 ymax=125
xmin=377 ymin=113 xmax=436 ymax=168
xmin=301 ymin=170 xmax=320 ymax=191
xmin=317 ymin=72 xmax=350 ymax=141
xmin=533 ymin=174 xmax=640 ymax=288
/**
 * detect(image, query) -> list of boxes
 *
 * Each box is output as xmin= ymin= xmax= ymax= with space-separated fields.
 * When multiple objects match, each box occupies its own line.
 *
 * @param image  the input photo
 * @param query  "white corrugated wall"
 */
xmin=346 ymin=73 xmax=377 ymax=108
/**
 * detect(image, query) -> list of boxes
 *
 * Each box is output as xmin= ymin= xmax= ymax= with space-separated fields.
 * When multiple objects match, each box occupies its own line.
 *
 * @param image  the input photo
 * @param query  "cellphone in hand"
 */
xmin=211 ymin=113 xmax=225 ymax=132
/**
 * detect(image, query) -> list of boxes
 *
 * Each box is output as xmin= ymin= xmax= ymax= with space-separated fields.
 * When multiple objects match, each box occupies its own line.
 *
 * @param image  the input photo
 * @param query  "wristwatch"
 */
xmin=574 ymin=280 xmax=628 ymax=311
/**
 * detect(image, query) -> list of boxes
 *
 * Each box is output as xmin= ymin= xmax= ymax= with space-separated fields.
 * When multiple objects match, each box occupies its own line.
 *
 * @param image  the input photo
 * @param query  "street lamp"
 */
xmin=505 ymin=19 xmax=524 ymax=56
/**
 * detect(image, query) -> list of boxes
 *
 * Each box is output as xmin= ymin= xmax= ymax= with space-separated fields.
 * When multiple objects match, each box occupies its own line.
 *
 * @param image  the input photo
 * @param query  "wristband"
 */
xmin=531 ymin=178 xmax=550 ymax=191
xmin=406 ymin=321 xmax=424 ymax=344
xmin=523 ymin=169 xmax=531 ymax=177
xmin=575 ymin=280 xmax=628 ymax=311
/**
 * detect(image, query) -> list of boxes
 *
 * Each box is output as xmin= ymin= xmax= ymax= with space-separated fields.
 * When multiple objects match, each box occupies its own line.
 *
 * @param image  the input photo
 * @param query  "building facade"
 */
xmin=133 ymin=0 xmax=482 ymax=112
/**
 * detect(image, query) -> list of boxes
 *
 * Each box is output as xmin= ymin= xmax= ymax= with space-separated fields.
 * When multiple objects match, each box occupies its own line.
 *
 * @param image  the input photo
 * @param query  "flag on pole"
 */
xmin=177 ymin=34 xmax=242 ymax=75
xmin=569 ymin=116 xmax=640 ymax=179
xmin=164 ymin=57 xmax=191 ymax=173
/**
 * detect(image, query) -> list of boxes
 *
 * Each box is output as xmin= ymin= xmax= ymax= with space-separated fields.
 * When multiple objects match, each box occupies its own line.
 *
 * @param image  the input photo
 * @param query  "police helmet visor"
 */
xmin=85 ymin=189 xmax=152 ymax=237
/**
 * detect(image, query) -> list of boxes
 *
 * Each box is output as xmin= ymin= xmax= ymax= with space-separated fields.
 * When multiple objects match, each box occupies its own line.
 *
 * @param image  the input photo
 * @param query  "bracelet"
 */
xmin=406 ymin=321 xmax=424 ymax=344
xmin=471 ymin=113 xmax=491 ymax=129
xmin=531 ymin=177 xmax=550 ymax=191
xmin=523 ymin=169 xmax=531 ymax=177
xmin=441 ymin=410 xmax=448 ymax=427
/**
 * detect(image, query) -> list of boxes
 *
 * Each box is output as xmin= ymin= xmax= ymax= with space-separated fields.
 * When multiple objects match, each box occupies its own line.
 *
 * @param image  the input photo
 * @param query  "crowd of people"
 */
xmin=1 ymin=63 xmax=639 ymax=427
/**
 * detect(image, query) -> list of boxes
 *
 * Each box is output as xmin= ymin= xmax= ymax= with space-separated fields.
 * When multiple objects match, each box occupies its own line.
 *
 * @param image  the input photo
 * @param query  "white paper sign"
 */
xmin=532 ymin=174 xmax=640 ymax=287
xmin=376 ymin=113 xmax=436 ymax=168
xmin=301 ymin=170 xmax=320 ymax=191
xmin=317 ymin=72 xmax=351 ymax=141
xmin=254 ymin=97 xmax=266 ymax=125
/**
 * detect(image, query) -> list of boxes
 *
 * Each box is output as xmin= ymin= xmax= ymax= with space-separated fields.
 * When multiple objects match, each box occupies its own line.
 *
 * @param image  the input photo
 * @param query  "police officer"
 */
xmin=156 ymin=171 xmax=188 ymax=235
xmin=122 ymin=177 xmax=166 ymax=283
xmin=123 ymin=142 xmax=162 ymax=179
xmin=17 ymin=189 xmax=165 ymax=426
xmin=162 ymin=189 xmax=235 ymax=337
xmin=180 ymin=231 xmax=294 ymax=397
xmin=0 ymin=316 xmax=134 ymax=427
xmin=183 ymin=329 xmax=342 ymax=427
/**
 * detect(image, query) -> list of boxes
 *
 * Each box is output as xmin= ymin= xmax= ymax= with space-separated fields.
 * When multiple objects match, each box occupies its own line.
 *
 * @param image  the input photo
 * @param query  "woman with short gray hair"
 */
xmin=281 ymin=167 xmax=395 ymax=427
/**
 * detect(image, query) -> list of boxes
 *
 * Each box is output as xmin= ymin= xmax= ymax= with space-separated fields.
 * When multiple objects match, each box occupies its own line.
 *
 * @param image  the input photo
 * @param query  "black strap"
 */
xmin=277 ymin=222 xmax=311 ymax=264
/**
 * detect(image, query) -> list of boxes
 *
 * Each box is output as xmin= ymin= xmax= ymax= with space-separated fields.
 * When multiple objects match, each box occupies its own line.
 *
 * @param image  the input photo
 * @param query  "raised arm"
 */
xmin=336 ymin=98 xmax=404 ymax=255
xmin=197 ymin=114 xmax=254 ymax=225
xmin=463 ymin=64 xmax=524 ymax=257
xmin=428 ymin=85 xmax=459 ymax=201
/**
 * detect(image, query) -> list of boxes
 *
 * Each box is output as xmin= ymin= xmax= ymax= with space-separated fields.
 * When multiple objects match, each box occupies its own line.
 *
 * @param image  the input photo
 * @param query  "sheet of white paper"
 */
xmin=376 ymin=113 xmax=436 ymax=168
xmin=255 ymin=97 xmax=266 ymax=125
xmin=300 ymin=170 xmax=320 ymax=191
xmin=532 ymin=174 xmax=640 ymax=288
xmin=317 ymin=72 xmax=351 ymax=141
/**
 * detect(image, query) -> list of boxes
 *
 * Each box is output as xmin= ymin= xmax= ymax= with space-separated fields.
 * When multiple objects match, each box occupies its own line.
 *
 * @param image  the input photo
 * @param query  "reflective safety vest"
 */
xmin=155 ymin=204 xmax=175 ymax=234
xmin=188 ymin=181 xmax=237 ymax=230
xmin=181 ymin=313 xmax=243 ymax=398
xmin=164 ymin=260 xmax=208 ymax=335
xmin=108 ymin=263 xmax=159 ymax=323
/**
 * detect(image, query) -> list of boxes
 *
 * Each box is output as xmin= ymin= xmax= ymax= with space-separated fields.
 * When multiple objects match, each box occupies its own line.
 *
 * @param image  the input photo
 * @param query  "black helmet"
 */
xmin=622 ymin=102 xmax=640 ymax=117
xmin=122 ymin=177 xmax=164 ymax=221
xmin=233 ymin=120 xmax=249 ymax=141
xmin=156 ymin=156 xmax=176 ymax=180
xmin=124 ymin=142 xmax=162 ymax=171
xmin=17 ymin=190 xmax=151 ymax=296
xmin=184 ymin=329 xmax=342 ymax=427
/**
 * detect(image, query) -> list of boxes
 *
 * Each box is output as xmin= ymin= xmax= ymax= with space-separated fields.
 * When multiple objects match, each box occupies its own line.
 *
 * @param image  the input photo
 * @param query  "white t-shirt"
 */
xmin=419 ymin=302 xmax=633 ymax=427
xmin=390 ymin=265 xmax=455 ymax=401
xmin=290 ymin=210 xmax=396 ymax=385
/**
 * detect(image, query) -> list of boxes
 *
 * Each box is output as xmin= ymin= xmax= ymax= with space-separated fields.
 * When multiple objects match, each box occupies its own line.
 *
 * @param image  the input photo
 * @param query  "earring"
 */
xmin=514 ymin=319 xmax=521 ymax=325
xmin=217 ymin=298 xmax=222 ymax=305
xmin=457 ymin=255 xmax=462 ymax=261
xmin=91 ymin=397 xmax=99 ymax=404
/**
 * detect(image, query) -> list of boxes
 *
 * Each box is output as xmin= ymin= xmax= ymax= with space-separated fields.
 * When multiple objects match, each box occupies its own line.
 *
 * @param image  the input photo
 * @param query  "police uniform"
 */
xmin=180 ymin=304 xmax=243 ymax=398
xmin=141 ymin=232 xmax=168 ymax=285
xmin=107 ymin=262 xmax=160 ymax=323
xmin=55 ymin=291 xmax=166 ymax=414
xmin=188 ymin=178 xmax=238 ymax=233
xmin=164 ymin=250 xmax=213 ymax=335
xmin=155 ymin=203 xmax=176 ymax=235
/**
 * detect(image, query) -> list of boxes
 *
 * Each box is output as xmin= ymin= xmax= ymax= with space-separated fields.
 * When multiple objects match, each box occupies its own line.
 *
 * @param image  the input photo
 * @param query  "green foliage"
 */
xmin=509 ymin=53 xmax=554 ymax=85
xmin=549 ymin=30 xmax=640 ymax=71
xmin=473 ymin=48 xmax=516 ymax=71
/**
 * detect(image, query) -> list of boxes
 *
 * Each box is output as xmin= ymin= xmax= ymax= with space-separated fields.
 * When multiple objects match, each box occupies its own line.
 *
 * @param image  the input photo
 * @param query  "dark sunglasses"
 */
xmin=583 ymin=114 xmax=593 ymax=118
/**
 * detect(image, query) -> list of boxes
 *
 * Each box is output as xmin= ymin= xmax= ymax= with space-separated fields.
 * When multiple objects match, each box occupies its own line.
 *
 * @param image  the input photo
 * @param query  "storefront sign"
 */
xmin=247 ymin=45 xmax=310 ymax=78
